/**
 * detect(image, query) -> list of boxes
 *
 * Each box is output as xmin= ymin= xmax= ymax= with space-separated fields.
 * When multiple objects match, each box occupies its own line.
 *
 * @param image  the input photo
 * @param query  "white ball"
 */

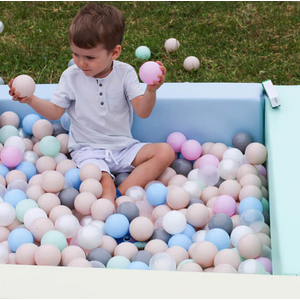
xmin=183 ymin=56 xmax=200 ymax=71
xmin=77 ymin=224 xmax=103 ymax=250
xmin=0 ymin=202 xmax=16 ymax=226
xmin=0 ymin=21 xmax=4 ymax=34
xmin=164 ymin=38 xmax=180 ymax=52
xmin=23 ymin=207 xmax=47 ymax=229
xmin=5 ymin=136 xmax=26 ymax=153
xmin=55 ymin=214 xmax=80 ymax=239
xmin=0 ymin=244 xmax=9 ymax=264
xmin=12 ymin=75 xmax=36 ymax=98
xmin=163 ymin=210 xmax=186 ymax=234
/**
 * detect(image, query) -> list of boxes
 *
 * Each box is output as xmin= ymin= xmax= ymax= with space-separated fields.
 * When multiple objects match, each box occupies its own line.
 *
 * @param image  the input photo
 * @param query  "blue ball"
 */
xmin=135 ymin=46 xmax=151 ymax=60
xmin=64 ymin=168 xmax=81 ymax=190
xmin=127 ymin=261 xmax=150 ymax=270
xmin=145 ymin=183 xmax=168 ymax=206
xmin=60 ymin=112 xmax=71 ymax=132
xmin=167 ymin=234 xmax=192 ymax=251
xmin=22 ymin=114 xmax=42 ymax=135
xmin=0 ymin=164 xmax=9 ymax=178
xmin=239 ymin=197 xmax=263 ymax=215
xmin=204 ymin=228 xmax=230 ymax=251
xmin=105 ymin=214 xmax=130 ymax=239
xmin=8 ymin=228 xmax=34 ymax=252
xmin=180 ymin=223 xmax=196 ymax=239
xmin=15 ymin=161 xmax=37 ymax=181
xmin=4 ymin=189 xmax=27 ymax=208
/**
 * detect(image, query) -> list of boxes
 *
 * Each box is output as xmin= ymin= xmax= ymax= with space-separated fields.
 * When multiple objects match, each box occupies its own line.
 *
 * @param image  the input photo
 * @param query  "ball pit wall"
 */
xmin=1 ymin=82 xmax=300 ymax=298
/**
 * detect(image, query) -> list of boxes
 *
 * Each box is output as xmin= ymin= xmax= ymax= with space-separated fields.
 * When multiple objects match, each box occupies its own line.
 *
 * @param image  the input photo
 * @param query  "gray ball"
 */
xmin=149 ymin=228 xmax=172 ymax=244
xmin=172 ymin=158 xmax=193 ymax=177
xmin=58 ymin=187 xmax=80 ymax=210
xmin=132 ymin=250 xmax=153 ymax=265
xmin=187 ymin=198 xmax=204 ymax=207
xmin=214 ymin=177 xmax=225 ymax=188
xmin=208 ymin=213 xmax=233 ymax=235
xmin=90 ymin=260 xmax=106 ymax=268
xmin=52 ymin=122 xmax=68 ymax=136
xmin=116 ymin=202 xmax=140 ymax=222
xmin=232 ymin=132 xmax=253 ymax=153
xmin=114 ymin=172 xmax=130 ymax=187
xmin=86 ymin=248 xmax=111 ymax=266
xmin=262 ymin=209 xmax=270 ymax=226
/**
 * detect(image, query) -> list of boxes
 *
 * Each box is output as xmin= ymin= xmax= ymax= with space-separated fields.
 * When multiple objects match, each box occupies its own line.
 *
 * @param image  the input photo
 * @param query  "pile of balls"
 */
xmin=0 ymin=107 xmax=271 ymax=274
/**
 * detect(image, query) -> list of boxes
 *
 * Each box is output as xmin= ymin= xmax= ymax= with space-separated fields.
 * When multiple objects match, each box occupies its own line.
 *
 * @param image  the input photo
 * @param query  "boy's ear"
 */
xmin=111 ymin=45 xmax=121 ymax=60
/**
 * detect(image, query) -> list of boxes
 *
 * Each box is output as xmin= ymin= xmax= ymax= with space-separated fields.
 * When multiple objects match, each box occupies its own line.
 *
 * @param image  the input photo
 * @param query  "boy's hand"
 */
xmin=8 ymin=79 xmax=32 ymax=104
xmin=146 ymin=61 xmax=166 ymax=92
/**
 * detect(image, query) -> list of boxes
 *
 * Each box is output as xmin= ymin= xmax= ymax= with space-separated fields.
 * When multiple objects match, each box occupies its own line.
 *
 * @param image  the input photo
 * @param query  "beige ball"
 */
xmin=168 ymin=174 xmax=188 ymax=186
xmin=166 ymin=246 xmax=189 ymax=267
xmin=0 ymin=111 xmax=20 ymax=128
xmin=214 ymin=248 xmax=241 ymax=270
xmin=49 ymin=205 xmax=72 ymax=223
xmin=202 ymin=142 xmax=214 ymax=155
xmin=55 ymin=134 xmax=69 ymax=155
xmin=37 ymin=193 xmax=61 ymax=215
xmin=29 ymin=217 xmax=55 ymax=242
xmin=191 ymin=241 xmax=218 ymax=268
xmin=61 ymin=245 xmax=86 ymax=266
xmin=237 ymin=233 xmax=263 ymax=259
xmin=28 ymin=174 xmax=43 ymax=186
xmin=200 ymin=186 xmax=220 ymax=204
xmin=23 ymin=138 xmax=34 ymax=151
xmin=99 ymin=235 xmax=117 ymax=256
xmin=178 ymin=262 xmax=203 ymax=272
xmin=56 ymin=159 xmax=77 ymax=175
xmin=114 ymin=242 xmax=138 ymax=260
xmin=151 ymin=204 xmax=171 ymax=222
xmin=239 ymin=184 xmax=262 ymax=201
xmin=68 ymin=257 xmax=92 ymax=268
xmin=8 ymin=253 xmax=17 ymax=264
xmin=164 ymin=38 xmax=180 ymax=52
xmin=33 ymin=142 xmax=42 ymax=156
xmin=186 ymin=203 xmax=210 ymax=228
xmin=41 ymin=170 xmax=65 ymax=193
xmin=26 ymin=185 xmax=45 ymax=202
xmin=219 ymin=179 xmax=241 ymax=201
xmin=115 ymin=195 xmax=134 ymax=207
xmin=6 ymin=170 xmax=27 ymax=186
xmin=0 ymin=226 xmax=10 ymax=243
xmin=237 ymin=164 xmax=259 ymax=181
xmin=79 ymin=163 xmax=102 ymax=181
xmin=208 ymin=143 xmax=228 ymax=161
xmin=256 ymin=232 xmax=271 ymax=248
xmin=91 ymin=198 xmax=115 ymax=221
xmin=157 ymin=167 xmax=176 ymax=186
xmin=213 ymin=263 xmax=237 ymax=273
xmin=36 ymin=156 xmax=57 ymax=173
xmin=16 ymin=243 xmax=38 ymax=265
xmin=79 ymin=178 xmax=103 ymax=198
xmin=35 ymin=244 xmax=61 ymax=266
xmin=129 ymin=216 xmax=154 ymax=241
xmin=183 ymin=56 xmax=200 ymax=71
xmin=0 ymin=174 xmax=6 ymax=187
xmin=239 ymin=174 xmax=262 ymax=188
xmin=32 ymin=119 xmax=53 ymax=140
xmin=245 ymin=143 xmax=268 ymax=165
xmin=74 ymin=192 xmax=97 ymax=216
xmin=166 ymin=186 xmax=190 ymax=209
xmin=144 ymin=239 xmax=168 ymax=255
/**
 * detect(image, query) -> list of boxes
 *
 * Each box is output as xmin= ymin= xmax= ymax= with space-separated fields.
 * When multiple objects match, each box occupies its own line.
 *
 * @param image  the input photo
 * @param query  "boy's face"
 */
xmin=70 ymin=43 xmax=120 ymax=78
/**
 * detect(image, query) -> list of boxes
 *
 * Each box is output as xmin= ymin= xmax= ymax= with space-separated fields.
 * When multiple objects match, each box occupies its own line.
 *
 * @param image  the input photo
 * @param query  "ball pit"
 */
xmin=0 ymin=81 xmax=300 ymax=298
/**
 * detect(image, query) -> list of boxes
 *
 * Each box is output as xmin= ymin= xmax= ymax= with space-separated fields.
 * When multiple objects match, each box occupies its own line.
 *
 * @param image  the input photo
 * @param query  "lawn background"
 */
xmin=0 ymin=1 xmax=300 ymax=85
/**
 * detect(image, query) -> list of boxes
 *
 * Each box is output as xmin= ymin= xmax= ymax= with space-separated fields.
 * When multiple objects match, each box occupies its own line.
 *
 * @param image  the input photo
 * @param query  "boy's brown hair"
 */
xmin=68 ymin=2 xmax=125 ymax=52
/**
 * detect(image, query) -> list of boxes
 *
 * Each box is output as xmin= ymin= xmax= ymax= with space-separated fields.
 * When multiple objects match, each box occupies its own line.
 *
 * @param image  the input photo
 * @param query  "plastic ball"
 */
xmin=12 ymin=75 xmax=36 ymax=98
xmin=127 ymin=261 xmax=150 ymax=270
xmin=213 ymin=195 xmax=236 ymax=217
xmin=164 ymin=38 xmax=180 ymax=52
xmin=0 ymin=146 xmax=22 ymax=168
xmin=41 ymin=230 xmax=68 ymax=252
xmin=116 ymin=202 xmax=139 ymax=222
xmin=166 ymin=132 xmax=187 ymax=152
xmin=0 ymin=164 xmax=9 ymax=178
xmin=172 ymin=159 xmax=193 ymax=177
xmin=145 ymin=183 xmax=168 ymax=206
xmin=42 ymin=170 xmax=65 ymax=193
xmin=167 ymin=234 xmax=192 ymax=251
xmin=198 ymin=154 xmax=219 ymax=168
xmin=52 ymin=122 xmax=68 ymax=136
xmin=15 ymin=199 xmax=39 ymax=223
xmin=105 ymin=214 xmax=129 ymax=239
xmin=198 ymin=165 xmax=220 ymax=187
xmin=60 ymin=112 xmax=71 ymax=131
xmin=65 ymin=168 xmax=81 ymax=190
xmin=35 ymin=244 xmax=61 ymax=266
xmin=218 ymin=158 xmax=239 ymax=180
xmin=162 ymin=211 xmax=187 ymax=235
xmin=129 ymin=216 xmax=154 ymax=241
xmin=238 ymin=197 xmax=263 ymax=215
xmin=240 ymin=209 xmax=265 ymax=233
xmin=106 ymin=255 xmax=131 ymax=269
xmin=139 ymin=61 xmax=162 ymax=85
xmin=77 ymin=224 xmax=103 ymax=250
xmin=183 ymin=56 xmax=200 ymax=71
xmin=256 ymin=257 xmax=272 ymax=274
xmin=79 ymin=163 xmax=102 ymax=181
xmin=245 ymin=143 xmax=268 ymax=165
xmin=39 ymin=136 xmax=61 ymax=157
xmin=132 ymin=250 xmax=152 ymax=265
xmin=149 ymin=228 xmax=172 ymax=243
xmin=114 ymin=172 xmax=130 ymax=187
xmin=4 ymin=189 xmax=27 ymax=208
xmin=230 ymin=225 xmax=254 ymax=248
xmin=86 ymin=248 xmax=111 ymax=266
xmin=222 ymin=148 xmax=244 ymax=165
xmin=0 ymin=111 xmax=20 ymax=128
xmin=8 ymin=228 xmax=34 ymax=252
xmin=232 ymin=132 xmax=253 ymax=153
xmin=208 ymin=213 xmax=233 ymax=235
xmin=0 ymin=244 xmax=9 ymax=264
xmin=15 ymin=161 xmax=37 ymax=181
xmin=4 ymin=136 xmax=25 ymax=153
xmin=135 ymin=46 xmax=151 ymax=60
xmin=0 ymin=125 xmax=19 ymax=145
xmin=22 ymin=151 xmax=39 ymax=165
xmin=125 ymin=185 xmax=145 ymax=202
xmin=149 ymin=252 xmax=176 ymax=271
xmin=55 ymin=214 xmax=80 ymax=239
xmin=0 ymin=202 xmax=16 ymax=226
xmin=204 ymin=228 xmax=230 ymax=251
xmin=22 ymin=114 xmax=42 ymax=135
xmin=238 ymin=258 xmax=266 ymax=274
xmin=181 ymin=139 xmax=202 ymax=161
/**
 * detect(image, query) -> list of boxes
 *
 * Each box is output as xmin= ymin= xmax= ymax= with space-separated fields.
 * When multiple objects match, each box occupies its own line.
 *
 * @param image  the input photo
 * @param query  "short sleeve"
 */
xmin=124 ymin=66 xmax=144 ymax=101
xmin=50 ymin=70 xmax=75 ymax=109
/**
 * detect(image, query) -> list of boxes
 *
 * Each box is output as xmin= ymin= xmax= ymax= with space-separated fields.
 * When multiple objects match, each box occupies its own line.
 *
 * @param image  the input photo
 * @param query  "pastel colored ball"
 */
xmin=39 ymin=136 xmax=61 ymax=157
xmin=238 ymin=196 xmax=263 ymax=215
xmin=0 ymin=125 xmax=19 ymax=145
xmin=60 ymin=113 xmax=71 ymax=131
xmin=135 ymin=46 xmax=151 ymax=60
xmin=166 ymin=132 xmax=187 ymax=153
xmin=164 ymin=38 xmax=180 ymax=52
xmin=15 ymin=199 xmax=39 ymax=223
xmin=127 ymin=261 xmax=150 ymax=270
xmin=77 ymin=224 xmax=103 ymax=250
xmin=4 ymin=189 xmax=27 ymax=208
xmin=204 ymin=228 xmax=230 ymax=251
xmin=107 ymin=255 xmax=131 ymax=269
xmin=0 ymin=146 xmax=22 ymax=168
xmin=0 ymin=21 xmax=4 ymax=34
xmin=139 ymin=61 xmax=162 ymax=85
xmin=41 ymin=230 xmax=68 ymax=252
xmin=245 ymin=142 xmax=268 ymax=165
xmin=149 ymin=252 xmax=176 ymax=271
xmin=0 ymin=202 xmax=16 ymax=226
xmin=22 ymin=114 xmax=42 ymax=135
xmin=213 ymin=195 xmax=237 ymax=217
xmin=0 ymin=164 xmax=9 ymax=178
xmin=198 ymin=154 xmax=219 ymax=168
xmin=163 ymin=210 xmax=187 ymax=235
xmin=167 ymin=234 xmax=192 ymax=251
xmin=65 ymin=168 xmax=81 ymax=190
xmin=183 ymin=56 xmax=200 ymax=71
xmin=240 ymin=209 xmax=265 ymax=233
xmin=8 ymin=228 xmax=34 ymax=252
xmin=105 ymin=214 xmax=130 ymax=239
xmin=15 ymin=161 xmax=37 ymax=181
xmin=4 ymin=136 xmax=25 ymax=153
xmin=181 ymin=139 xmax=202 ymax=161
xmin=12 ymin=75 xmax=36 ymax=98
xmin=146 ymin=183 xmax=168 ymax=206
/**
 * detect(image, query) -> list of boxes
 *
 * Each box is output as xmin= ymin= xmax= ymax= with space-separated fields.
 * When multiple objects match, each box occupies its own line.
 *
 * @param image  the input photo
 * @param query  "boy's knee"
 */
xmin=158 ymin=143 xmax=175 ymax=164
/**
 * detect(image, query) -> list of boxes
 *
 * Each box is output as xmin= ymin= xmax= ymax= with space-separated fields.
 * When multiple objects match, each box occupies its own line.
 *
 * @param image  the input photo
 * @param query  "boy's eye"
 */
xmin=87 ymin=56 xmax=94 ymax=60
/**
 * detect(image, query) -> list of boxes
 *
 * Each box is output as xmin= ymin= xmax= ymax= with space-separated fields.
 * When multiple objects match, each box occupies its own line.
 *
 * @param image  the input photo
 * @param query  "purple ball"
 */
xmin=256 ymin=257 xmax=272 ymax=274
xmin=139 ymin=62 xmax=162 ymax=85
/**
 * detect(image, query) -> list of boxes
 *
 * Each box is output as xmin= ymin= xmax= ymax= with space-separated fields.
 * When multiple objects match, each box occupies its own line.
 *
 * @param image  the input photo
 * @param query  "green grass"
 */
xmin=1 ymin=1 xmax=300 ymax=85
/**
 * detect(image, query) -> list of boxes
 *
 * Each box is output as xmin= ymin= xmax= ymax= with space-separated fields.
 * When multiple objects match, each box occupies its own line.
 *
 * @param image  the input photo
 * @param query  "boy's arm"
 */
xmin=8 ymin=79 xmax=66 ymax=121
xmin=131 ymin=61 xmax=166 ymax=119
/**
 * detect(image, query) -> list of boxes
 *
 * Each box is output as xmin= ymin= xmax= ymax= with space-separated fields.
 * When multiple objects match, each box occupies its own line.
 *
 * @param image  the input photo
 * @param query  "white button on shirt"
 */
xmin=51 ymin=60 xmax=144 ymax=152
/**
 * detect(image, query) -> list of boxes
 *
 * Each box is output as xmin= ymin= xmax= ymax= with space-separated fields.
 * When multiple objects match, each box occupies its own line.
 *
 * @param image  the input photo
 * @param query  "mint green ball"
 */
xmin=0 ymin=125 xmax=19 ymax=145
xmin=106 ymin=255 xmax=130 ymax=269
xmin=176 ymin=259 xmax=194 ymax=271
xmin=39 ymin=136 xmax=61 ymax=157
xmin=261 ymin=197 xmax=269 ymax=212
xmin=41 ymin=230 xmax=68 ymax=252
xmin=135 ymin=46 xmax=151 ymax=60
xmin=15 ymin=199 xmax=38 ymax=223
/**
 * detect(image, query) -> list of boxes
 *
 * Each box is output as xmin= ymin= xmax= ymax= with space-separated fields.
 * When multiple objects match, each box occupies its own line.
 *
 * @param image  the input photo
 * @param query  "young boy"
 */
xmin=8 ymin=3 xmax=175 ymax=202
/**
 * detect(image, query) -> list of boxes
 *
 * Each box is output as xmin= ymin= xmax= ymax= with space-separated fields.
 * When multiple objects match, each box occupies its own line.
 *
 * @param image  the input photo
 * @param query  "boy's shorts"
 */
xmin=70 ymin=142 xmax=147 ymax=180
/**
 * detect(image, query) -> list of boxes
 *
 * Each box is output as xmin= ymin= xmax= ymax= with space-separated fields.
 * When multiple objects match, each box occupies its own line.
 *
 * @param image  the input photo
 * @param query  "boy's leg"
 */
xmin=100 ymin=172 xmax=117 ymax=204
xmin=117 ymin=143 xmax=175 ymax=194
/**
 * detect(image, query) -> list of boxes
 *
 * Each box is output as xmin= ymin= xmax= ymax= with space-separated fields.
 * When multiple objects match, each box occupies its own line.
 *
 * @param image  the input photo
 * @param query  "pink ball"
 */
xmin=181 ymin=139 xmax=202 ymax=161
xmin=213 ymin=195 xmax=237 ymax=217
xmin=0 ymin=146 xmax=22 ymax=168
xmin=198 ymin=154 xmax=219 ymax=168
xmin=256 ymin=257 xmax=272 ymax=274
xmin=139 ymin=62 xmax=162 ymax=85
xmin=166 ymin=132 xmax=187 ymax=153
